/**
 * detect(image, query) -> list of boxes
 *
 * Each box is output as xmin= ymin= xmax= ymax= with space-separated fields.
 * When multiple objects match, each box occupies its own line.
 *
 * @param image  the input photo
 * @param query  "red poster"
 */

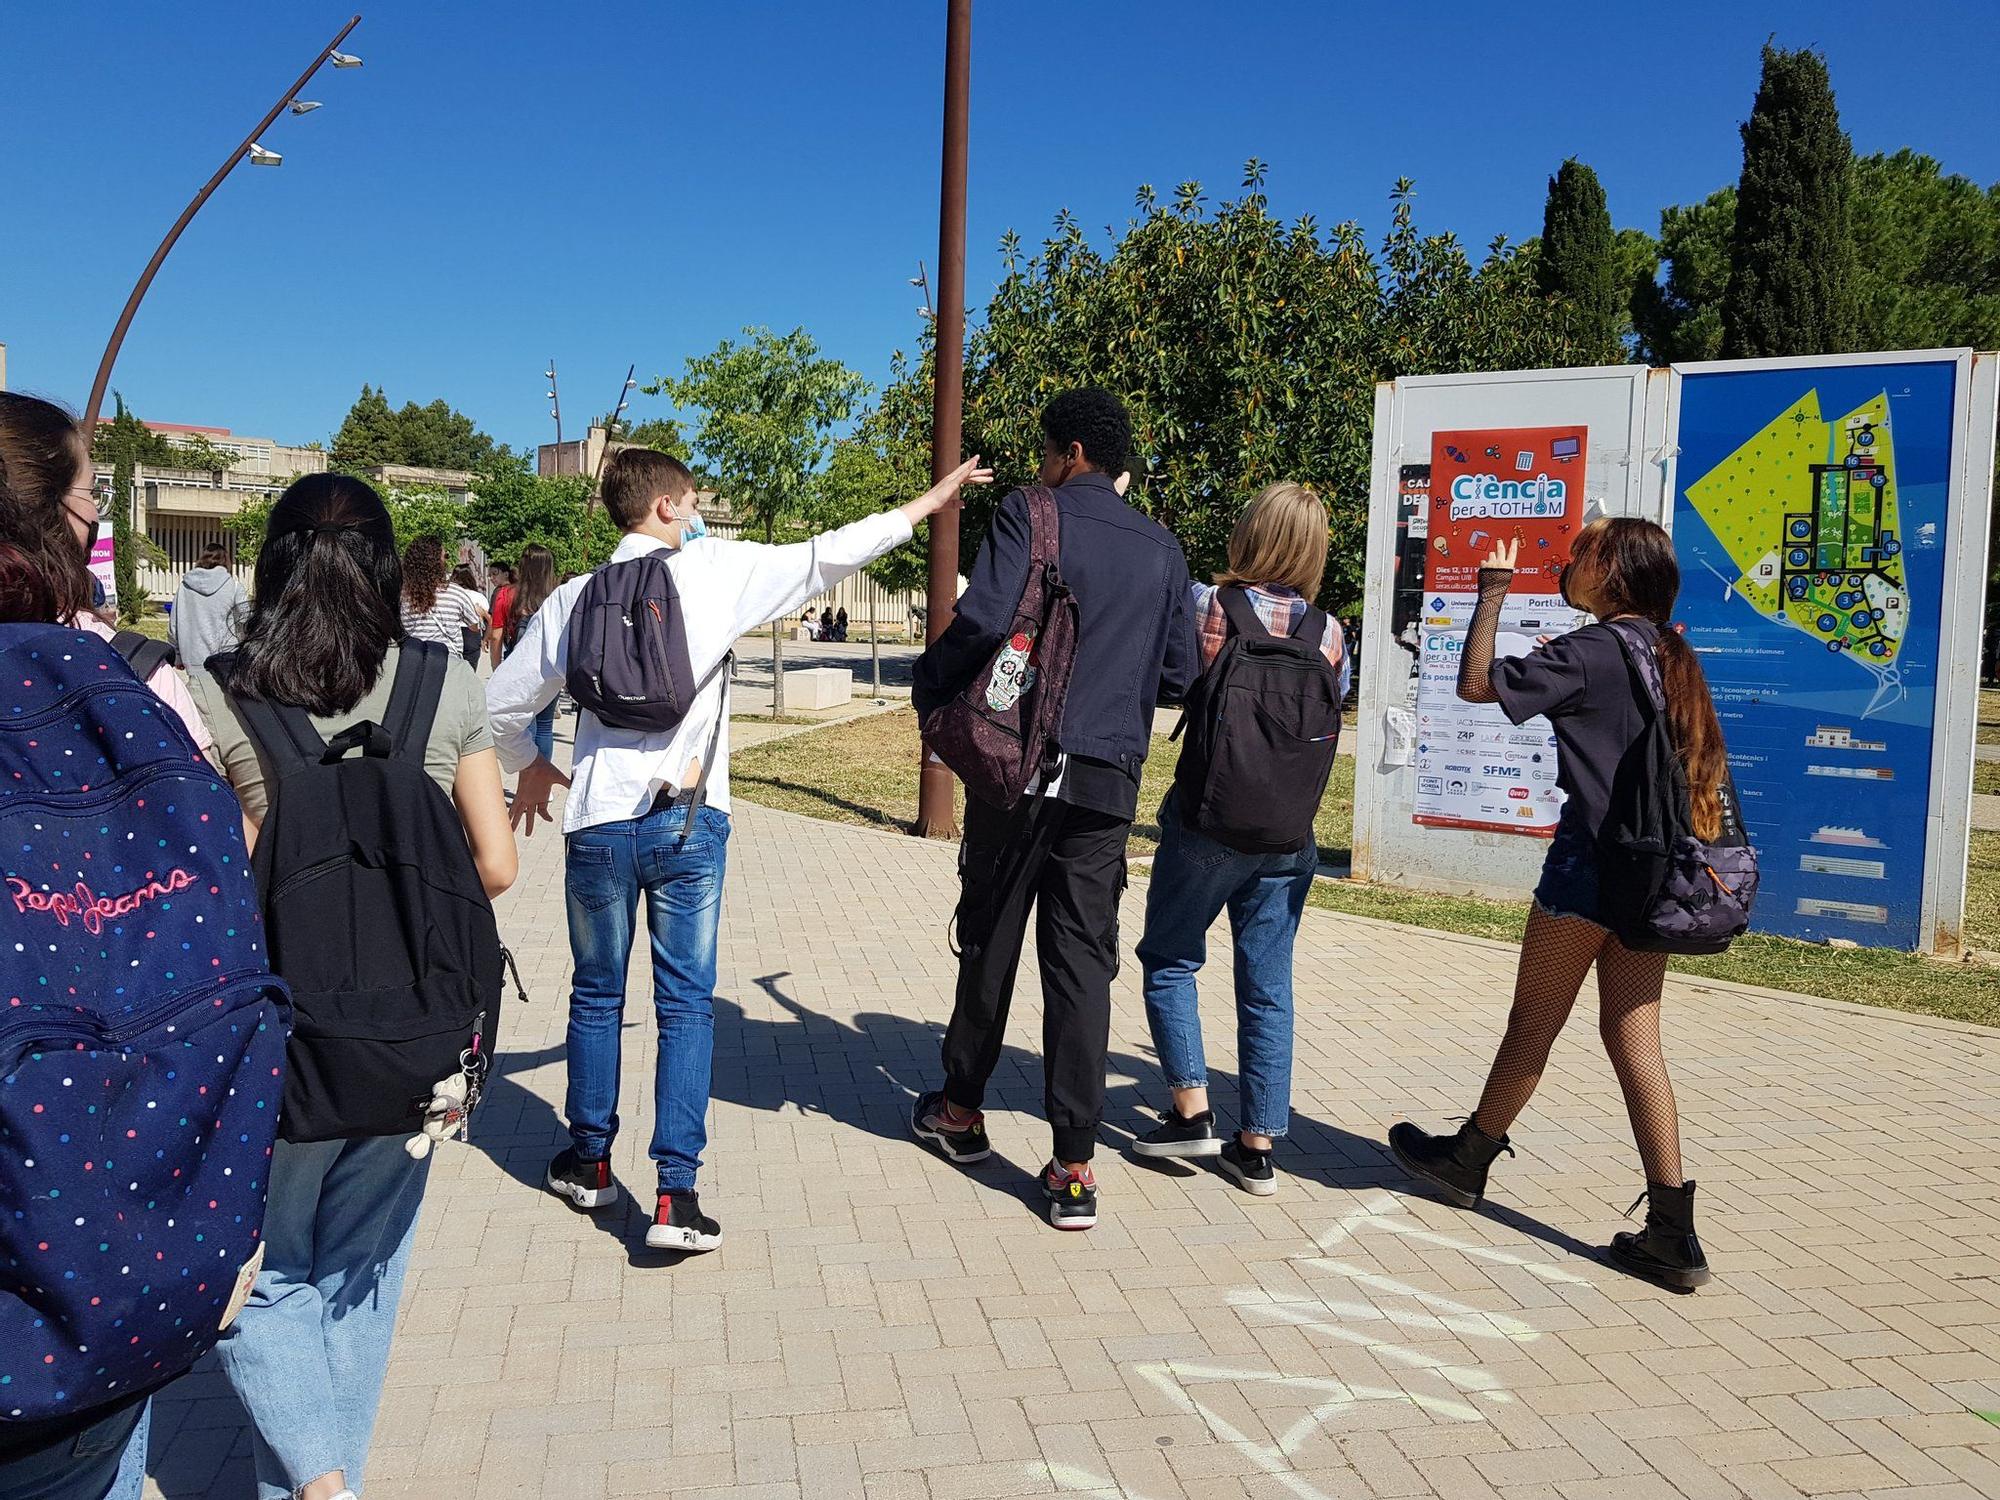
xmin=1425 ymin=426 xmax=1588 ymax=593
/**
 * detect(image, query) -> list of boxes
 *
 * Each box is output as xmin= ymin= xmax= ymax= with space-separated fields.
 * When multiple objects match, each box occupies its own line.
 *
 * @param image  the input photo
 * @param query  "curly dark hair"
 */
xmin=401 ymin=534 xmax=448 ymax=614
xmin=1040 ymin=387 xmax=1131 ymax=478
xmin=0 ymin=393 xmax=93 ymax=624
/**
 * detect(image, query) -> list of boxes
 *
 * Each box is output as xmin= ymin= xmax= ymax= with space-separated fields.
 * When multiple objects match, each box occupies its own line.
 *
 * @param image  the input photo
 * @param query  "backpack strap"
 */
xmin=668 ymin=652 xmax=737 ymax=844
xmin=383 ymin=641 xmax=449 ymax=765
xmin=1217 ymin=587 xmax=1273 ymax=642
xmin=1603 ymin=618 xmax=1668 ymax=718
xmin=1021 ymin=485 xmax=1061 ymax=578
xmin=229 ymin=691 xmax=333 ymax=780
xmin=1289 ymin=603 xmax=1330 ymax=646
xmin=111 ymin=629 xmax=174 ymax=682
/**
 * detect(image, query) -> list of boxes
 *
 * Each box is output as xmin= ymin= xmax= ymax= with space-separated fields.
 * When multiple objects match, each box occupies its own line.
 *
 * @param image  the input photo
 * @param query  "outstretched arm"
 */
xmin=1456 ymin=539 xmax=1517 ymax=705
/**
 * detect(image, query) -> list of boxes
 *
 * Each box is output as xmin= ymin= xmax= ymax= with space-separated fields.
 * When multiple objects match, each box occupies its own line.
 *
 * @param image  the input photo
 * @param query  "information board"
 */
xmin=1412 ymin=426 xmax=1590 ymax=834
xmin=1670 ymin=358 xmax=1958 ymax=948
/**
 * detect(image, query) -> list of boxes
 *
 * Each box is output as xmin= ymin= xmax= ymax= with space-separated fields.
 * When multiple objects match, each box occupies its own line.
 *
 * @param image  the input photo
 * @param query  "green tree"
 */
xmin=814 ymin=434 xmax=928 ymax=691
xmin=878 ymin=166 xmax=1583 ymax=611
xmin=464 ymin=458 xmax=614 ymax=578
xmin=1631 ymin=188 xmax=1736 ymax=363
xmin=329 ymin=386 xmax=498 ymax=472
xmin=1721 ymin=44 xmax=1857 ymax=358
xmin=648 ymin=327 xmax=869 ymax=715
xmin=329 ymin=384 xmax=397 ymax=469
xmin=1537 ymin=158 xmax=1621 ymax=362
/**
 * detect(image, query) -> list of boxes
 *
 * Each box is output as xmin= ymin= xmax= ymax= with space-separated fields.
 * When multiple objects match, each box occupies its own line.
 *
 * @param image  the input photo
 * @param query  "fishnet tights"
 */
xmin=1471 ymin=905 xmax=1685 ymax=1184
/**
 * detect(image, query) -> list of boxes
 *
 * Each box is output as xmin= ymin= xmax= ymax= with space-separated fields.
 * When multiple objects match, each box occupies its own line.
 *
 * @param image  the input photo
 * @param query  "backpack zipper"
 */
xmin=0 ymin=761 xmax=221 ymax=816
xmin=1 ymin=969 xmax=283 ymax=1050
xmin=0 ymin=678 xmax=152 ymax=735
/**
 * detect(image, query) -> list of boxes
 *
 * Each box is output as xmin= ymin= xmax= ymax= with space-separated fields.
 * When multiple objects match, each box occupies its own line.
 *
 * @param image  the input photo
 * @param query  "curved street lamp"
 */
xmin=80 ymin=14 xmax=363 ymax=436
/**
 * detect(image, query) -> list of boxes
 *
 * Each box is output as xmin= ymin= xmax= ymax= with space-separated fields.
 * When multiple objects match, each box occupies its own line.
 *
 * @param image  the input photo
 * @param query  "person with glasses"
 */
xmin=0 ymin=394 xmax=213 ymax=762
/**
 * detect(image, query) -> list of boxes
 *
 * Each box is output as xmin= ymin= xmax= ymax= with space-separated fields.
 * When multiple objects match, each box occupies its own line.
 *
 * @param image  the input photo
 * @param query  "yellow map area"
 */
xmin=1684 ymin=387 xmax=1909 ymax=674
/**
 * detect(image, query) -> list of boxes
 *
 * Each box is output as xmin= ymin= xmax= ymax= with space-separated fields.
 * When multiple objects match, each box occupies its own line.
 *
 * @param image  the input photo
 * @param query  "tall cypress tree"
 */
xmin=1537 ymin=158 xmax=1620 ymax=363
xmin=1720 ymin=44 xmax=1857 ymax=357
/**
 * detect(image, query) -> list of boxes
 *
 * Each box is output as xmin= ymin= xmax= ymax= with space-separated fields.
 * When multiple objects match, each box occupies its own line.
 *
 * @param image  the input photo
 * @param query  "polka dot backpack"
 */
xmin=0 ymin=624 xmax=290 ymax=1425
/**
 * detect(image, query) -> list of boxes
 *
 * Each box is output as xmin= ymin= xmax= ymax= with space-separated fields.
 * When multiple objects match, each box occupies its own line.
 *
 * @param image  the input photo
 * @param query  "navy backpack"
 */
xmin=0 ymin=624 xmax=290 ymax=1425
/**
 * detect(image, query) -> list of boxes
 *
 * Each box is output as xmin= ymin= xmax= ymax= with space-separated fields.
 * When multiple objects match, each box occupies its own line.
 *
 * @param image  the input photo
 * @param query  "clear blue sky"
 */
xmin=4 ymin=1 xmax=1996 ymax=455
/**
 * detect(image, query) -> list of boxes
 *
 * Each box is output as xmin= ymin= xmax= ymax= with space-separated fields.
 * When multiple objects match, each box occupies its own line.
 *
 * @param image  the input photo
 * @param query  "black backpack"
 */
xmin=111 ymin=628 xmax=174 ymax=680
xmin=1170 ymin=588 xmax=1343 ymax=854
xmin=566 ymin=551 xmax=726 ymax=734
xmin=224 ymin=642 xmax=509 ymax=1141
xmin=1595 ymin=618 xmax=1759 ymax=954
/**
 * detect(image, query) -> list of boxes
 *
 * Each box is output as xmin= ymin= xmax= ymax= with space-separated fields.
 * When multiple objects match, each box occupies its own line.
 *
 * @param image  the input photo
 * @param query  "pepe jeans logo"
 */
xmin=8 ymin=868 xmax=197 ymax=936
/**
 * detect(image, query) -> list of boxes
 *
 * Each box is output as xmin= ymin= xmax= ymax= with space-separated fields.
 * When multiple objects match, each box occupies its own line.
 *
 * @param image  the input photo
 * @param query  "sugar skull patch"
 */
xmin=985 ymin=629 xmax=1038 ymax=711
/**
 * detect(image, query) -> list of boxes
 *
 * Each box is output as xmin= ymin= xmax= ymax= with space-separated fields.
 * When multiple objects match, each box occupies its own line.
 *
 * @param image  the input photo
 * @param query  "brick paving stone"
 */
xmin=132 ymin=799 xmax=2000 ymax=1499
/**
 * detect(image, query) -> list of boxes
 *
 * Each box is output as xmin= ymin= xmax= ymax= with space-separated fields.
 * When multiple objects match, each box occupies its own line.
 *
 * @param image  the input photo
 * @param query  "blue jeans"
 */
xmin=1136 ymin=791 xmax=1317 ymax=1140
xmin=214 ymin=1135 xmax=432 ymax=1500
xmin=565 ymin=802 xmax=730 ymax=1194
xmin=532 ymin=699 xmax=558 ymax=762
xmin=0 ymin=1400 xmax=144 ymax=1500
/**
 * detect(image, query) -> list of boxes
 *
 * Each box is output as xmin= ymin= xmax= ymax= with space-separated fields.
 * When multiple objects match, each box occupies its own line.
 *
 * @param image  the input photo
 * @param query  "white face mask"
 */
xmin=679 ymin=509 xmax=707 ymax=543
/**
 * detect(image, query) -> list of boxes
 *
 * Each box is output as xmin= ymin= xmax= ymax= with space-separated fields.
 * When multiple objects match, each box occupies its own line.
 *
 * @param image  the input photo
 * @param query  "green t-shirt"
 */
xmin=188 ymin=644 xmax=493 ymax=823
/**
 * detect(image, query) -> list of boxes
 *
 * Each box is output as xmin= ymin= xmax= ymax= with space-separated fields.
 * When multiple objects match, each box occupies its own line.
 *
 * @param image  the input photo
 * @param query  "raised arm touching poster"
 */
xmin=1412 ymin=425 xmax=1590 ymax=835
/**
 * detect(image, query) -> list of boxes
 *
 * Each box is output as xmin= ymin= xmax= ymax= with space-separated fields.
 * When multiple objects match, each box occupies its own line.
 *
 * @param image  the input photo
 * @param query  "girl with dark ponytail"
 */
xmin=1387 ymin=516 xmax=1726 ymax=1291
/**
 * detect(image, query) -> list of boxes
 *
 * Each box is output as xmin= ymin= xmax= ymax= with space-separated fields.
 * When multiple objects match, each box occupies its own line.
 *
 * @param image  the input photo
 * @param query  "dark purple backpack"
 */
xmin=920 ymin=486 xmax=1079 ymax=810
xmin=1595 ymin=618 xmax=1759 ymax=954
xmin=564 ymin=552 xmax=726 ymax=735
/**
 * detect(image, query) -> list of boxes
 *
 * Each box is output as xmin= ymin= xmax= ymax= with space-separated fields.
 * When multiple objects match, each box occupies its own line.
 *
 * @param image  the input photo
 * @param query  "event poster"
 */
xmin=1412 ymin=426 xmax=1590 ymax=834
xmin=88 ymin=534 xmax=117 ymax=614
xmin=1671 ymin=359 xmax=1956 ymax=949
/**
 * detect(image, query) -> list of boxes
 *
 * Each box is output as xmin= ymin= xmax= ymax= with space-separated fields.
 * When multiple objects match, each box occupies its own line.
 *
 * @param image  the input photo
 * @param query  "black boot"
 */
xmin=1387 ymin=1117 xmax=1512 ymax=1208
xmin=1608 ymin=1180 xmax=1712 ymax=1291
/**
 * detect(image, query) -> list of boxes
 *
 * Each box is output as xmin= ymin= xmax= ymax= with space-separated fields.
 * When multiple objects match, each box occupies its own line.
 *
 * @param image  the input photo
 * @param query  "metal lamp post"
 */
xmin=913 ymin=0 xmax=971 ymax=840
xmin=81 ymin=15 xmax=363 ymax=437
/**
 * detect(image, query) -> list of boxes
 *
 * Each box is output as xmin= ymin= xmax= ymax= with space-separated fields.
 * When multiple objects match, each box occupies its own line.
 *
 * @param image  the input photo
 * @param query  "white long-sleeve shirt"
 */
xmin=486 ymin=512 xmax=913 ymax=833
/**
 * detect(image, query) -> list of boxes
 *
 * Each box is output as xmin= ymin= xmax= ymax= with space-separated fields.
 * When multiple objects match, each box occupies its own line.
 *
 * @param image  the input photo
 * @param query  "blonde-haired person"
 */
xmin=1131 ymin=482 xmax=1348 ymax=1195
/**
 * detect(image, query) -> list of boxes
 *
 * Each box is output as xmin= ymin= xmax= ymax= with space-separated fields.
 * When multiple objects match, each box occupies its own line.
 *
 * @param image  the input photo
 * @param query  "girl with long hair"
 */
xmin=1388 ymin=517 xmax=1725 ymax=1290
xmin=398 ymin=534 xmax=481 ymax=650
xmin=501 ymin=543 xmax=560 ymax=759
xmin=0 ymin=392 xmax=214 ymax=761
xmin=188 ymin=474 xmax=515 ymax=1500
xmin=1132 ymin=483 xmax=1349 ymax=1196
xmin=450 ymin=563 xmax=488 ymax=666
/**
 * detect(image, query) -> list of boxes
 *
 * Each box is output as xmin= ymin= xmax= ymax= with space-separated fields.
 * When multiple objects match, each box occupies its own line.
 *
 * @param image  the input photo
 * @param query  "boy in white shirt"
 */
xmin=487 ymin=447 xmax=986 ymax=1250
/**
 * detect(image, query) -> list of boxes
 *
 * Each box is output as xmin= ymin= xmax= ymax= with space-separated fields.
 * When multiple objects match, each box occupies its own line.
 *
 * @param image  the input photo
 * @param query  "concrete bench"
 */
xmin=785 ymin=666 xmax=851 ymax=710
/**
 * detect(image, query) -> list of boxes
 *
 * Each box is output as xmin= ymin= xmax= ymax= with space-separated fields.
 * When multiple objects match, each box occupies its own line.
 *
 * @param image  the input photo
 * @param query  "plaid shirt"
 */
xmin=1191 ymin=582 xmax=1351 ymax=701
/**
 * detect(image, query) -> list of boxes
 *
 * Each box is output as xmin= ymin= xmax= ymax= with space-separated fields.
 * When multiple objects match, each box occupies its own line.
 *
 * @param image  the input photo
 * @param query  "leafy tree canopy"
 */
xmin=463 ymin=459 xmax=615 ymax=578
xmin=1537 ymin=158 xmax=1621 ymax=363
xmin=873 ymin=164 xmax=1583 ymax=610
xmin=329 ymin=384 xmax=501 ymax=472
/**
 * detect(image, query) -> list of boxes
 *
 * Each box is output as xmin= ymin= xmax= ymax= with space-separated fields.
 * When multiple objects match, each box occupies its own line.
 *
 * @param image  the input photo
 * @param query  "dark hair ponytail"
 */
xmin=506 ymin=543 xmax=557 ymax=650
xmin=1570 ymin=516 xmax=1729 ymax=841
xmin=227 ymin=473 xmax=401 ymax=715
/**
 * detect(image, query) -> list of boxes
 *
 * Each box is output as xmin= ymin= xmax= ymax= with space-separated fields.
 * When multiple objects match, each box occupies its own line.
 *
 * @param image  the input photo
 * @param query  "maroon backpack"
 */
xmin=920 ymin=486 xmax=1079 ymax=810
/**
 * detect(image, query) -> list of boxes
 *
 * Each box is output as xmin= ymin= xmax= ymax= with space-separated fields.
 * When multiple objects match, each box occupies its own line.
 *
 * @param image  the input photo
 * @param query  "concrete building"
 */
xmin=87 ymin=419 xmax=476 ymax=601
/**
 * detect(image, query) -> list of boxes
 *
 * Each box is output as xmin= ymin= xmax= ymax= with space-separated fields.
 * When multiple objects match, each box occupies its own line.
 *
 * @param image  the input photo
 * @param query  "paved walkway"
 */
xmin=141 ymin=796 xmax=2000 ymax=1499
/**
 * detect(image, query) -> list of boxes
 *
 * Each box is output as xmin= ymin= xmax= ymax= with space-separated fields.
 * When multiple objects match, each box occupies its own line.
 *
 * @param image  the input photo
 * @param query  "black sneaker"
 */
xmin=912 ymin=1089 xmax=991 ymax=1164
xmin=1042 ymin=1162 xmax=1098 ymax=1230
xmin=1218 ymin=1139 xmax=1277 ymax=1196
xmin=1131 ymin=1105 xmax=1223 ymax=1160
xmin=645 ymin=1191 xmax=723 ymax=1253
xmin=545 ymin=1147 xmax=618 ymax=1211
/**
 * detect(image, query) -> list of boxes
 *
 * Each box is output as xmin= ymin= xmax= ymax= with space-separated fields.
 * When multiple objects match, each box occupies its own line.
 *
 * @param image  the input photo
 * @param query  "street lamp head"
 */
xmin=248 ymin=143 xmax=283 ymax=167
xmin=329 ymin=50 xmax=363 ymax=68
xmin=288 ymin=100 xmax=323 ymax=115
xmin=908 ymin=275 xmax=927 ymax=287
xmin=544 ymin=367 xmax=556 ymax=380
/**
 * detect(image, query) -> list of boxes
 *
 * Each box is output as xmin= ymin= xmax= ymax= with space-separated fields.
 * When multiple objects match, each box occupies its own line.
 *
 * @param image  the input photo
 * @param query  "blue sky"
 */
xmin=3 ymin=2 xmax=1996 ymax=455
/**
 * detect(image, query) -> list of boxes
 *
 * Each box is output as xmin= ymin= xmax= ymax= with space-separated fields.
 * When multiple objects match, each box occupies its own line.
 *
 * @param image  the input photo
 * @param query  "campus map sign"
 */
xmin=1671 ymin=357 xmax=1958 ymax=948
xmin=1412 ymin=426 xmax=1590 ymax=834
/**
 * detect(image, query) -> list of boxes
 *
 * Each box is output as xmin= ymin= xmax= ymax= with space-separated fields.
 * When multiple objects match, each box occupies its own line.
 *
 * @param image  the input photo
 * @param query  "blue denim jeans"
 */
xmin=532 ymin=700 xmax=558 ymax=762
xmin=1135 ymin=791 xmax=1318 ymax=1139
xmin=213 ymin=1134 xmax=432 ymax=1500
xmin=0 ymin=1399 xmax=144 ymax=1500
xmin=564 ymin=802 xmax=730 ymax=1194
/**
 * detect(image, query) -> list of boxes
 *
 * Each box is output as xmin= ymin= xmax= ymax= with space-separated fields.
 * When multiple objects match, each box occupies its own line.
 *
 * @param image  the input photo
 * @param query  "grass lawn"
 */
xmin=733 ymin=708 xmax=2000 ymax=1027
